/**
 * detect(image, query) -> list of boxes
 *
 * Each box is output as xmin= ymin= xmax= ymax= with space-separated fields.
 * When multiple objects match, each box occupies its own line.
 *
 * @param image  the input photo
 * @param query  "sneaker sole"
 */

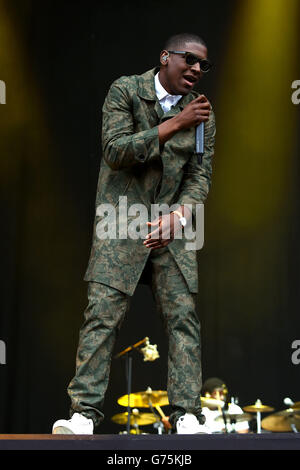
xmin=52 ymin=426 xmax=74 ymax=435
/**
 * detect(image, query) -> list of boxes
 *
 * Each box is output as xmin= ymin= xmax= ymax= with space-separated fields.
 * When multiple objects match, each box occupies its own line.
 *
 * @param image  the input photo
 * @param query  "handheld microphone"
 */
xmin=140 ymin=338 xmax=160 ymax=362
xmin=195 ymin=122 xmax=204 ymax=164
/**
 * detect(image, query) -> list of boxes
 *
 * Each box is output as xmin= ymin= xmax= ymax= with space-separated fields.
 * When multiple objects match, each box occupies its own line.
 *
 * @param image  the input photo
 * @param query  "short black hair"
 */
xmin=201 ymin=377 xmax=227 ymax=395
xmin=163 ymin=33 xmax=207 ymax=51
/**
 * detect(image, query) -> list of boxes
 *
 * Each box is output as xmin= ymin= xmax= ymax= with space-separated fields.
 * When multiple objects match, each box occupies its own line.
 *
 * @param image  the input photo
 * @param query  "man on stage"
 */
xmin=52 ymin=32 xmax=216 ymax=434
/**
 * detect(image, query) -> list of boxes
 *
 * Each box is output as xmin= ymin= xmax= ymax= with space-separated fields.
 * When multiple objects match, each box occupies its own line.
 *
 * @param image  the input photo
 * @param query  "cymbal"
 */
xmin=243 ymin=399 xmax=274 ymax=413
xmin=214 ymin=412 xmax=252 ymax=423
xmin=201 ymin=397 xmax=225 ymax=409
xmin=291 ymin=401 xmax=300 ymax=410
xmin=262 ymin=410 xmax=300 ymax=432
xmin=111 ymin=412 xmax=157 ymax=426
xmin=273 ymin=408 xmax=300 ymax=417
xmin=117 ymin=390 xmax=224 ymax=409
xmin=118 ymin=390 xmax=169 ymax=408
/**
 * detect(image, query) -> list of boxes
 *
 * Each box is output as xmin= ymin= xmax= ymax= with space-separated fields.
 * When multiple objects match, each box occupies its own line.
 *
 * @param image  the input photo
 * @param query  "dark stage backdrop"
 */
xmin=0 ymin=0 xmax=299 ymax=434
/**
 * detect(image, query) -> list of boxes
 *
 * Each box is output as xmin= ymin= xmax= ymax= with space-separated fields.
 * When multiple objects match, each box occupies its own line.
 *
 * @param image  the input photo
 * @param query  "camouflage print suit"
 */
xmin=67 ymin=67 xmax=216 ymax=429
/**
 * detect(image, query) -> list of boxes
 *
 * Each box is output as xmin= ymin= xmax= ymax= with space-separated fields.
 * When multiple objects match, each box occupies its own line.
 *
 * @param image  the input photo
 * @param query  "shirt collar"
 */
xmin=136 ymin=68 xmax=192 ymax=112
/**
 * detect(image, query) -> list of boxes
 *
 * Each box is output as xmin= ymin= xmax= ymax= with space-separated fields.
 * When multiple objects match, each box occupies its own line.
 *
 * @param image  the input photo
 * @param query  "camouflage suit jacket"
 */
xmin=84 ymin=67 xmax=216 ymax=296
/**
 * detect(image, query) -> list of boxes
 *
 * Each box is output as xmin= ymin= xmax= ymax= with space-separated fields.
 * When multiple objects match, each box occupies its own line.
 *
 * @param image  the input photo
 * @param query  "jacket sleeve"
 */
xmin=175 ymin=109 xmax=216 ymax=216
xmin=102 ymin=78 xmax=160 ymax=170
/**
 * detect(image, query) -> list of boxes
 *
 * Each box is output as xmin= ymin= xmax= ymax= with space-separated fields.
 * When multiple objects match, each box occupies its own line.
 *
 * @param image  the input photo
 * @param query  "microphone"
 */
xmin=195 ymin=122 xmax=204 ymax=164
xmin=139 ymin=337 xmax=160 ymax=362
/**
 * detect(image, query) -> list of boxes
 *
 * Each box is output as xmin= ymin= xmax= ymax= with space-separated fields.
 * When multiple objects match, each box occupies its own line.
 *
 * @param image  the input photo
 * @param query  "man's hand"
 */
xmin=158 ymin=95 xmax=211 ymax=145
xmin=143 ymin=213 xmax=182 ymax=250
xmin=175 ymin=94 xmax=211 ymax=129
xmin=161 ymin=416 xmax=172 ymax=431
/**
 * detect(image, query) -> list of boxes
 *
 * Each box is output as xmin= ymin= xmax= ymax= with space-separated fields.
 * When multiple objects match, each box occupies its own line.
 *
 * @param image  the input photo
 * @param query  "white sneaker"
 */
xmin=176 ymin=413 xmax=212 ymax=434
xmin=52 ymin=412 xmax=94 ymax=435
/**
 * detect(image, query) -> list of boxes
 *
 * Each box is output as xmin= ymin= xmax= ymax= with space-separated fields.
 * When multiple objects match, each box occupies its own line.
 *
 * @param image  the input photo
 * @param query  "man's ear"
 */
xmin=160 ymin=51 xmax=169 ymax=65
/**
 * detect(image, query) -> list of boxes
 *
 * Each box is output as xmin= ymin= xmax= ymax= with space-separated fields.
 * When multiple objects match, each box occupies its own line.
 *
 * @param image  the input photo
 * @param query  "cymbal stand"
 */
xmin=216 ymin=390 xmax=228 ymax=433
xmin=288 ymin=414 xmax=298 ymax=433
xmin=148 ymin=401 xmax=164 ymax=434
xmin=114 ymin=338 xmax=149 ymax=435
xmin=131 ymin=415 xmax=140 ymax=435
xmin=229 ymin=417 xmax=237 ymax=433
xmin=256 ymin=411 xmax=262 ymax=434
xmin=125 ymin=352 xmax=133 ymax=434
xmin=153 ymin=421 xmax=164 ymax=434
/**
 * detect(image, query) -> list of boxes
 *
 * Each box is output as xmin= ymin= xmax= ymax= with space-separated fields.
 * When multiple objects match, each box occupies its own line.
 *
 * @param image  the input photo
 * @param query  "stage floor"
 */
xmin=0 ymin=433 xmax=299 ymax=450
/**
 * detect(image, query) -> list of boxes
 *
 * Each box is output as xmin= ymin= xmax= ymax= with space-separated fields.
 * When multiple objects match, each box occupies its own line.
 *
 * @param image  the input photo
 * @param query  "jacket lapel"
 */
xmin=137 ymin=67 xmax=164 ymax=121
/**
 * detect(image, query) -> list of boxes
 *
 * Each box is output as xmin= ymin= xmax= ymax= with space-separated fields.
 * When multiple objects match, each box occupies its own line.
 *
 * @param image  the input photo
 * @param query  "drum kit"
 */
xmin=241 ymin=399 xmax=300 ymax=433
xmin=111 ymin=386 xmax=226 ymax=434
xmin=112 ymin=338 xmax=300 ymax=434
xmin=110 ymin=390 xmax=300 ymax=434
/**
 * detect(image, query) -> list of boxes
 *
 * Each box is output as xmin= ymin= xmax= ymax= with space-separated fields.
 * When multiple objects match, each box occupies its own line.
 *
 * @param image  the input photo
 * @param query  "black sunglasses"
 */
xmin=167 ymin=50 xmax=212 ymax=73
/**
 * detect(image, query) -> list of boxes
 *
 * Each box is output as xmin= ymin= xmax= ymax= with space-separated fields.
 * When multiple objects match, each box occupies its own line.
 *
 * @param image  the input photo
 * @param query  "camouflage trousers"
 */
xmin=67 ymin=246 xmax=204 ymax=429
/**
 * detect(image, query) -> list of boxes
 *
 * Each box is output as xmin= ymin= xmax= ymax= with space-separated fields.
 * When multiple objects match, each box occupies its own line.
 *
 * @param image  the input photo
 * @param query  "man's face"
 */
xmin=211 ymin=387 xmax=227 ymax=402
xmin=159 ymin=41 xmax=208 ymax=96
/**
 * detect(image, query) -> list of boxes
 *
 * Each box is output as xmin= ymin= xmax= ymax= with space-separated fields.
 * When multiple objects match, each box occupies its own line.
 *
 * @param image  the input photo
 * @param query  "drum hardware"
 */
xmin=214 ymin=412 xmax=252 ymax=423
xmin=214 ymin=389 xmax=228 ymax=433
xmin=117 ymin=387 xmax=168 ymax=434
xmin=152 ymin=420 xmax=165 ymax=434
xmin=117 ymin=388 xmax=226 ymax=434
xmin=111 ymin=409 xmax=157 ymax=426
xmin=114 ymin=338 xmax=159 ymax=434
xmin=283 ymin=397 xmax=300 ymax=410
xmin=243 ymin=399 xmax=274 ymax=434
xmin=213 ymin=411 xmax=252 ymax=434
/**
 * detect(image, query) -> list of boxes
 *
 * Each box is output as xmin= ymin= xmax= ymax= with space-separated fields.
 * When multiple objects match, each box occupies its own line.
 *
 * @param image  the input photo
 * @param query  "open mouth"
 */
xmin=182 ymin=75 xmax=198 ymax=88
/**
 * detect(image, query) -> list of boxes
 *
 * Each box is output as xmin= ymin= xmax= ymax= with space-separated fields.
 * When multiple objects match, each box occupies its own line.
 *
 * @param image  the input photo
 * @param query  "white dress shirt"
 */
xmin=154 ymin=72 xmax=182 ymax=113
